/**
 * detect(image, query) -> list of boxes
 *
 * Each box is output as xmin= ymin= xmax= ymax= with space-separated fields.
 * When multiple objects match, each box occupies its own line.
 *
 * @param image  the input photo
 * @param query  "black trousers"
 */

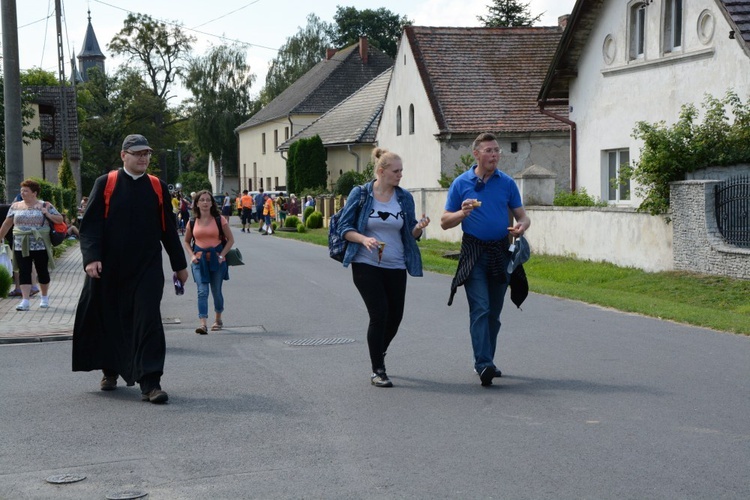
xmin=351 ymin=263 xmax=407 ymax=372
xmin=15 ymin=249 xmax=50 ymax=285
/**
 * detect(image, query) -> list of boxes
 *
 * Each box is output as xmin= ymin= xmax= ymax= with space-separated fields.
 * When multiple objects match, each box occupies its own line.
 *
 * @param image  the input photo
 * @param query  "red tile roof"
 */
xmin=405 ymin=26 xmax=568 ymax=135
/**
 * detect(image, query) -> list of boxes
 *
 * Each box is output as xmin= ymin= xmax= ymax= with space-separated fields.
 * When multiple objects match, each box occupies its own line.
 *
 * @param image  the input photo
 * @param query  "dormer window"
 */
xmin=629 ymin=2 xmax=646 ymax=60
xmin=663 ymin=0 xmax=683 ymax=53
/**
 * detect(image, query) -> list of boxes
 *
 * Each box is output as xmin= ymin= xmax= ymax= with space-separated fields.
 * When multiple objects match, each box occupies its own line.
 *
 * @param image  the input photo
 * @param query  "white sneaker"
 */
xmin=16 ymin=300 xmax=30 ymax=311
xmin=39 ymin=296 xmax=49 ymax=308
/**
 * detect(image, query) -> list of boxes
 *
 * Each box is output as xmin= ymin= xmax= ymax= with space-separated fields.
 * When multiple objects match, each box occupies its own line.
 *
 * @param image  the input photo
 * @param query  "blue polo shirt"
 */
xmin=445 ymin=165 xmax=523 ymax=241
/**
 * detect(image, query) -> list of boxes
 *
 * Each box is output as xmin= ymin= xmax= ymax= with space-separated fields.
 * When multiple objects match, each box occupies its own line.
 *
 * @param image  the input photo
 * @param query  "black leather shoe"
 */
xmin=480 ymin=367 xmax=494 ymax=386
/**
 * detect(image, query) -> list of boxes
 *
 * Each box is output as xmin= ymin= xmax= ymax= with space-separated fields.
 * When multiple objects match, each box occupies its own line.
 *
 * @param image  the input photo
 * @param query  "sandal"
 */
xmin=195 ymin=325 xmax=208 ymax=335
xmin=211 ymin=321 xmax=223 ymax=331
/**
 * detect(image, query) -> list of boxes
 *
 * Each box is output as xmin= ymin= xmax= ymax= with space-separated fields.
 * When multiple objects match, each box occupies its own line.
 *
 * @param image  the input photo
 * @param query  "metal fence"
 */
xmin=715 ymin=175 xmax=750 ymax=248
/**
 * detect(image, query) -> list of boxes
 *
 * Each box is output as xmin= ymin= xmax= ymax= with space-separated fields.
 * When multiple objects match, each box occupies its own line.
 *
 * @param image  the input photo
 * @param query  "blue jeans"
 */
xmin=191 ymin=262 xmax=225 ymax=319
xmin=464 ymin=252 xmax=508 ymax=372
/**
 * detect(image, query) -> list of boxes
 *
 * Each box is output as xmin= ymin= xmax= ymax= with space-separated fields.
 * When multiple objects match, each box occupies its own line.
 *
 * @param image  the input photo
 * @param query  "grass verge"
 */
xmin=274 ymin=228 xmax=750 ymax=335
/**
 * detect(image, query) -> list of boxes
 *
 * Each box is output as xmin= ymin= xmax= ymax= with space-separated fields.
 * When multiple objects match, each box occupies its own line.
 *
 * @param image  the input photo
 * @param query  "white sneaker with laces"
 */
xmin=39 ymin=296 xmax=49 ymax=308
xmin=16 ymin=300 xmax=30 ymax=311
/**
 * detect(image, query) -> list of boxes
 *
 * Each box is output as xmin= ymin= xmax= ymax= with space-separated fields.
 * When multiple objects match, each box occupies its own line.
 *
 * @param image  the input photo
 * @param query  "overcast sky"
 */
xmin=7 ymin=0 xmax=576 ymax=101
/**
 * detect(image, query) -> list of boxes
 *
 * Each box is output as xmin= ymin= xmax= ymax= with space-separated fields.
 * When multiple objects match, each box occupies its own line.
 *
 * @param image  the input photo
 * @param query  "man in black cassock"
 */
xmin=72 ymin=134 xmax=188 ymax=404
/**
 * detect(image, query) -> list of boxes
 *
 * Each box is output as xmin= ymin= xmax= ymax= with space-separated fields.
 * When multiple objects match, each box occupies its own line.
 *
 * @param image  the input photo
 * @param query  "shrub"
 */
xmin=271 ymin=221 xmax=277 ymax=231
xmin=285 ymin=215 xmax=300 ymax=228
xmin=296 ymin=223 xmax=307 ymax=233
xmin=306 ymin=211 xmax=323 ymax=229
xmin=438 ymin=153 xmax=473 ymax=188
xmin=303 ymin=206 xmax=315 ymax=221
xmin=630 ymin=90 xmax=750 ymax=215
xmin=0 ymin=266 xmax=11 ymax=298
xmin=554 ymin=187 xmax=608 ymax=207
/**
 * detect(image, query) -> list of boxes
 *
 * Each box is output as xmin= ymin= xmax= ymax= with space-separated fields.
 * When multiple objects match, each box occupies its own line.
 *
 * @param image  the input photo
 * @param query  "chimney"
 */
xmin=326 ymin=48 xmax=337 ymax=60
xmin=558 ymin=14 xmax=570 ymax=30
xmin=359 ymin=36 xmax=368 ymax=64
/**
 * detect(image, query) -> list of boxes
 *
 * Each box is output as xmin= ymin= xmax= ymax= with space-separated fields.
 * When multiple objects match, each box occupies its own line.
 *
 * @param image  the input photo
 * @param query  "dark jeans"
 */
xmin=15 ymin=249 xmax=50 ymax=285
xmin=351 ymin=263 xmax=407 ymax=372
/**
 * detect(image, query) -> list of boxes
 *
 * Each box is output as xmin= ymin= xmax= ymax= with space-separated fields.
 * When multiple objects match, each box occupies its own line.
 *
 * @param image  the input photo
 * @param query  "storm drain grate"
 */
xmin=285 ymin=338 xmax=356 ymax=346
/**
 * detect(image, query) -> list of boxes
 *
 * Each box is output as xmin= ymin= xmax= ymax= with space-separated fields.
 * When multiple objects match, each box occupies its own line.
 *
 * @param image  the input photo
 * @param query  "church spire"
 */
xmin=77 ymin=9 xmax=106 ymax=81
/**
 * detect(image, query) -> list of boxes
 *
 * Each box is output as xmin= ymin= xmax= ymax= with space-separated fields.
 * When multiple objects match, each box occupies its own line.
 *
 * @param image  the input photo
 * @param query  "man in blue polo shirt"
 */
xmin=441 ymin=132 xmax=531 ymax=387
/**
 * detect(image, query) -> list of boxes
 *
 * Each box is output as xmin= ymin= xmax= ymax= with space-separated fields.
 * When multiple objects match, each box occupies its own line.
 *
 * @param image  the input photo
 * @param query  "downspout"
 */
xmin=347 ymin=144 xmax=360 ymax=173
xmin=539 ymin=100 xmax=577 ymax=192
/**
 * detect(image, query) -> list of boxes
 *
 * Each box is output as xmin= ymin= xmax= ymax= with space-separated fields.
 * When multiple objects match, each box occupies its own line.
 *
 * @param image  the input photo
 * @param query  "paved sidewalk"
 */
xmin=0 ymin=243 xmax=83 ymax=344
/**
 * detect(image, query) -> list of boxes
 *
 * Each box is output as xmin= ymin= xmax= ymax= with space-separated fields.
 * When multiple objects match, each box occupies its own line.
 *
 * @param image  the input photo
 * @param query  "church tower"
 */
xmin=77 ymin=9 xmax=106 ymax=81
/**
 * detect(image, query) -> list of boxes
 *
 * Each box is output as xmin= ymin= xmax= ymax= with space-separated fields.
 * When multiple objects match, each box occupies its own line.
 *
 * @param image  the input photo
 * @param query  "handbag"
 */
xmin=224 ymin=247 xmax=244 ymax=266
xmin=45 ymin=207 xmax=67 ymax=247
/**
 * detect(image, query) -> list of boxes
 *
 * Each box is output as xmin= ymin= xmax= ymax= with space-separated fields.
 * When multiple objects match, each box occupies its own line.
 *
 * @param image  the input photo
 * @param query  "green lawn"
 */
xmin=274 ymin=228 xmax=750 ymax=335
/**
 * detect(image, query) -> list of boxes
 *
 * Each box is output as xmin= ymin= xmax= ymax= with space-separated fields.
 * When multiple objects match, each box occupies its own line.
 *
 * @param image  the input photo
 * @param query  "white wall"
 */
xmin=570 ymin=0 xmax=750 ymax=207
xmin=410 ymin=188 xmax=673 ymax=272
xmin=377 ymin=32 xmax=442 ymax=189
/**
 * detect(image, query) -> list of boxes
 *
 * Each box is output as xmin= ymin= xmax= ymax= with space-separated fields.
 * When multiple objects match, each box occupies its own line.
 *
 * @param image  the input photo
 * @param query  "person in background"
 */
xmin=0 ymin=179 xmax=63 ymax=310
xmin=440 ymin=132 xmax=530 ymax=387
xmin=336 ymin=148 xmax=431 ymax=387
xmin=72 ymin=133 xmax=188 ymax=404
xmin=221 ymin=192 xmax=232 ymax=221
xmin=184 ymin=190 xmax=234 ymax=335
xmin=254 ymin=188 xmax=265 ymax=231
xmin=240 ymin=190 xmax=253 ymax=233
xmin=262 ymin=192 xmax=275 ymax=234
xmin=288 ymin=194 xmax=299 ymax=216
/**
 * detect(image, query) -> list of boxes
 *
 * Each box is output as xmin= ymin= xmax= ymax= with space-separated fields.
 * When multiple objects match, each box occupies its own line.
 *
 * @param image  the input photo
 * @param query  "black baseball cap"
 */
xmin=122 ymin=134 xmax=153 ymax=152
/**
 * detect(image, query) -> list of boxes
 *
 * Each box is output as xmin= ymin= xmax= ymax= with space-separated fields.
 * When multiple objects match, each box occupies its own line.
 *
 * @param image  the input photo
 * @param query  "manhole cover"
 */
xmin=45 ymin=474 xmax=86 ymax=484
xmin=106 ymin=491 xmax=148 ymax=500
xmin=284 ymin=338 xmax=355 ymax=346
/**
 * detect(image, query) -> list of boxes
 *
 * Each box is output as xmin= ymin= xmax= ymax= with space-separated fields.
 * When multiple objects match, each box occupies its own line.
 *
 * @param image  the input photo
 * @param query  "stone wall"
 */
xmin=670 ymin=181 xmax=750 ymax=279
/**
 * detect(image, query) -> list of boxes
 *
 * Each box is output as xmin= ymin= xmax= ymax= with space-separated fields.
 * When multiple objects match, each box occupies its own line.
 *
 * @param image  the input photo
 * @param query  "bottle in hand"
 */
xmin=173 ymin=272 xmax=184 ymax=295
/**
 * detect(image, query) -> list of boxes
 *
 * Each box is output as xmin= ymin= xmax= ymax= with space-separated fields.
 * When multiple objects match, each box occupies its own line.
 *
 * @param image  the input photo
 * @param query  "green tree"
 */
xmin=478 ymin=0 xmax=543 ymax=27
xmin=438 ymin=153 xmax=474 ymax=187
xmin=259 ymin=14 xmax=331 ymax=105
xmin=108 ymin=13 xmax=195 ymax=100
xmin=329 ymin=7 xmax=412 ymax=58
xmin=286 ymin=141 xmax=300 ymax=194
xmin=292 ymin=135 xmax=327 ymax=192
xmin=58 ymin=149 xmax=76 ymax=191
xmin=21 ymin=67 xmax=60 ymax=86
xmin=185 ymin=44 xmax=256 ymax=181
xmin=177 ymin=170 xmax=212 ymax=194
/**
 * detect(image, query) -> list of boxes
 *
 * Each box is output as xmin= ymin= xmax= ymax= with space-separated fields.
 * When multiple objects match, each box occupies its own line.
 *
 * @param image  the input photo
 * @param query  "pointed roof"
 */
xmin=539 ymin=0 xmax=750 ymax=103
xmin=77 ymin=10 xmax=106 ymax=60
xmin=236 ymin=38 xmax=393 ymax=132
xmin=405 ymin=26 xmax=568 ymax=135
xmin=278 ymin=68 xmax=392 ymax=150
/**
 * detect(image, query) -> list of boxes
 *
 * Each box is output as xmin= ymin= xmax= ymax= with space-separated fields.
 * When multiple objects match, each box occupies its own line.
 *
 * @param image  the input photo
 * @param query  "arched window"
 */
xmin=396 ymin=106 xmax=402 ymax=136
xmin=409 ymin=104 xmax=415 ymax=134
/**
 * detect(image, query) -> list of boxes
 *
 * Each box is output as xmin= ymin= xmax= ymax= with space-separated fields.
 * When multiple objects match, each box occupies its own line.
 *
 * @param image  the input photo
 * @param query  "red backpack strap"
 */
xmin=147 ymin=174 xmax=165 ymax=231
xmin=103 ymin=170 xmax=118 ymax=219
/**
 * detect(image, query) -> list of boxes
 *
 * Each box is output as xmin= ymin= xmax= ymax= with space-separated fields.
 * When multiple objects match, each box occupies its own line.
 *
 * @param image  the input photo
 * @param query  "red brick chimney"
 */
xmin=558 ymin=15 xmax=570 ymax=30
xmin=359 ymin=36 xmax=368 ymax=64
xmin=326 ymin=48 xmax=337 ymax=60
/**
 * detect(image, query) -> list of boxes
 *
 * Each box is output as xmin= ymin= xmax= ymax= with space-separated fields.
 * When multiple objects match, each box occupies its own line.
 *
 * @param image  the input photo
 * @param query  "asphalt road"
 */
xmin=1 ymin=225 xmax=748 ymax=499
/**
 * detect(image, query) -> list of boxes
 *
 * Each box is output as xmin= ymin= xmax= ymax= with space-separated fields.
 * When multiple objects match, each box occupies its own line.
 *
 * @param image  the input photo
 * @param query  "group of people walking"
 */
xmin=2 ymin=130 xmax=529 ymax=404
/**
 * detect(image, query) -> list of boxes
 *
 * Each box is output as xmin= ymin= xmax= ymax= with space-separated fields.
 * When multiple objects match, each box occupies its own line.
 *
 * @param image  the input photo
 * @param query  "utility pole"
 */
xmin=54 ymin=0 xmax=78 ymax=199
xmin=2 ymin=0 xmax=23 ymax=202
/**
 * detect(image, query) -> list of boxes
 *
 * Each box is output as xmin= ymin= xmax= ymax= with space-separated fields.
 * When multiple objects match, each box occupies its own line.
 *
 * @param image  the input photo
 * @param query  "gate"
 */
xmin=715 ymin=175 xmax=750 ymax=248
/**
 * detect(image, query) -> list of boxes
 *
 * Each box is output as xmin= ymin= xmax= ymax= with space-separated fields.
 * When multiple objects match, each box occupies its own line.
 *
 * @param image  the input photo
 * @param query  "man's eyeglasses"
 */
xmin=125 ymin=151 xmax=152 ymax=158
xmin=474 ymin=178 xmax=485 ymax=192
xmin=479 ymin=148 xmax=501 ymax=154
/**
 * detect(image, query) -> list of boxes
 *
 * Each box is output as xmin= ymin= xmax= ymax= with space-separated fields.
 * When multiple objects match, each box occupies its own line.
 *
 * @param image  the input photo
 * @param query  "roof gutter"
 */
xmin=539 ymin=99 xmax=577 ymax=191
xmin=347 ymin=144 xmax=360 ymax=173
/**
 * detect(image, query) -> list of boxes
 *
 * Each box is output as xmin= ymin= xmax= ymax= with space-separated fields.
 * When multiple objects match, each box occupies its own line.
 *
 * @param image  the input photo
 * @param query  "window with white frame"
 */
xmin=663 ymin=0 xmax=683 ymax=53
xmin=396 ymin=106 xmax=402 ymax=136
xmin=629 ymin=2 xmax=646 ymax=60
xmin=604 ymin=149 xmax=631 ymax=202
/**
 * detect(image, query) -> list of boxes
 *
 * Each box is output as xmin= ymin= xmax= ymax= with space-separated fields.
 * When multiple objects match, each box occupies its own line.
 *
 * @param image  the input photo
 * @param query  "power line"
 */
xmin=91 ymin=0 xmax=278 ymax=52
xmin=191 ymin=0 xmax=261 ymax=30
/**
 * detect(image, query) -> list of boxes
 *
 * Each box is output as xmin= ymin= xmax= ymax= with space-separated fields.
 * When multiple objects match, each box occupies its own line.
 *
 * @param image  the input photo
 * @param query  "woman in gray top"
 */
xmin=337 ymin=148 xmax=431 ymax=387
